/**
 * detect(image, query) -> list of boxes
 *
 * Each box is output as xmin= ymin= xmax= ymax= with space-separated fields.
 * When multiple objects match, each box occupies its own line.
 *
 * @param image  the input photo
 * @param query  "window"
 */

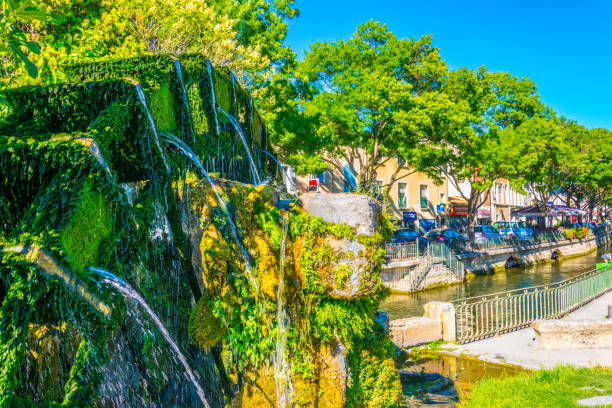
xmin=317 ymin=172 xmax=326 ymax=185
xmin=420 ymin=184 xmax=429 ymax=209
xmin=439 ymin=192 xmax=445 ymax=204
xmin=343 ymin=164 xmax=356 ymax=192
xmin=397 ymin=156 xmax=407 ymax=167
xmin=398 ymin=183 xmax=407 ymax=208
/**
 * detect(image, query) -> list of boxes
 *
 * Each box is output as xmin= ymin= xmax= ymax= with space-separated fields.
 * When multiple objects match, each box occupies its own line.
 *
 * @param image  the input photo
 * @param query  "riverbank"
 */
xmin=380 ymin=246 xmax=610 ymax=319
xmin=438 ymin=291 xmax=612 ymax=370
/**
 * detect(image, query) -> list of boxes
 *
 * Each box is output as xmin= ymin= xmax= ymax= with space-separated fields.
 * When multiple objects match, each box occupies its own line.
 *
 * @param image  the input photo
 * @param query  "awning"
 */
xmin=511 ymin=204 xmax=587 ymax=218
xmin=477 ymin=208 xmax=491 ymax=217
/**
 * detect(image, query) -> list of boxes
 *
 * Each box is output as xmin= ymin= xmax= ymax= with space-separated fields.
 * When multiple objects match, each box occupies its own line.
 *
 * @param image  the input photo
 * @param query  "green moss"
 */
xmin=61 ymin=189 xmax=113 ymax=275
xmin=189 ymin=293 xmax=225 ymax=349
xmin=346 ymin=328 xmax=403 ymax=408
xmin=150 ymin=81 xmax=178 ymax=133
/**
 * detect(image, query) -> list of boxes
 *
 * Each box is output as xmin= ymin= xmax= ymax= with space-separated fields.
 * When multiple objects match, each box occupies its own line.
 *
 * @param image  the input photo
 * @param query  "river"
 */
xmin=380 ymin=246 xmax=610 ymax=320
xmin=392 ymin=247 xmax=609 ymax=407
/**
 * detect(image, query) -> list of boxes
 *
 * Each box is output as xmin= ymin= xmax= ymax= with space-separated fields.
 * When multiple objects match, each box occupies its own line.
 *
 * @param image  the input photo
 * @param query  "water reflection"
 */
xmin=402 ymin=353 xmax=523 ymax=407
xmin=381 ymin=246 xmax=609 ymax=319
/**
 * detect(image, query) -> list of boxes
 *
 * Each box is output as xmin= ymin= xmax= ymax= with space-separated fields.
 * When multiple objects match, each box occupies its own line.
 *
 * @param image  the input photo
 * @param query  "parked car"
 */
xmin=473 ymin=225 xmax=503 ymax=245
xmin=391 ymin=229 xmax=421 ymax=244
xmin=422 ymin=228 xmax=468 ymax=250
xmin=492 ymin=221 xmax=533 ymax=241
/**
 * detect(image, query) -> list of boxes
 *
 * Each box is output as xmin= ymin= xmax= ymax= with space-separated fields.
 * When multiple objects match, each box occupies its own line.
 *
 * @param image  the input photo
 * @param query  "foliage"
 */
xmin=461 ymin=365 xmax=612 ymax=408
xmin=346 ymin=327 xmax=403 ymax=408
xmin=267 ymin=20 xmax=462 ymax=193
xmin=442 ymin=66 xmax=551 ymax=237
xmin=0 ymin=0 xmax=55 ymax=78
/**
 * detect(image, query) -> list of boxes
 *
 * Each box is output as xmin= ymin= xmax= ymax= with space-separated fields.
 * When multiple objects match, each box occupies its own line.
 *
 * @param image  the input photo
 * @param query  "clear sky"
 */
xmin=284 ymin=0 xmax=612 ymax=130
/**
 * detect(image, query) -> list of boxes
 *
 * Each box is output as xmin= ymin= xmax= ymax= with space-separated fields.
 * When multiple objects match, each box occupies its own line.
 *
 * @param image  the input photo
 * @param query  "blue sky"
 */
xmin=284 ymin=0 xmax=612 ymax=130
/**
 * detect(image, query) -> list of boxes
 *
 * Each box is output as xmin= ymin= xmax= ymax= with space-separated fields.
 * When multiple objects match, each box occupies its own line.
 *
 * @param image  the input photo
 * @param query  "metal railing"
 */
xmin=384 ymin=243 xmax=465 ymax=292
xmin=452 ymin=264 xmax=612 ymax=343
xmin=385 ymin=242 xmax=419 ymax=260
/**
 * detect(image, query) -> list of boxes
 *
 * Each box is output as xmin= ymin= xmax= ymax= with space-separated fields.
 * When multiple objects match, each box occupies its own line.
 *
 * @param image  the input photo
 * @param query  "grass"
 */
xmin=460 ymin=365 xmax=612 ymax=408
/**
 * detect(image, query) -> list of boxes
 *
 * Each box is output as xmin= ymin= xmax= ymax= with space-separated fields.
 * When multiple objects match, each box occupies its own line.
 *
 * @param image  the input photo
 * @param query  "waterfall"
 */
xmin=262 ymin=150 xmax=294 ymax=193
xmin=273 ymin=213 xmax=293 ymax=408
xmin=217 ymin=107 xmax=262 ymax=186
xmin=231 ymin=73 xmax=238 ymax=111
xmin=206 ymin=60 xmax=221 ymax=138
xmin=174 ymin=59 xmax=193 ymax=132
xmin=135 ymin=84 xmax=171 ymax=175
xmin=89 ymin=267 xmax=210 ymax=408
xmin=161 ymin=133 xmax=259 ymax=293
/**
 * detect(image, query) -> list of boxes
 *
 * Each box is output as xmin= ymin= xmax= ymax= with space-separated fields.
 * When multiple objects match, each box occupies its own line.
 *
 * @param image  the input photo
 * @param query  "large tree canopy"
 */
xmin=442 ymin=66 xmax=551 ymax=235
xmin=268 ymin=20 xmax=468 ymax=193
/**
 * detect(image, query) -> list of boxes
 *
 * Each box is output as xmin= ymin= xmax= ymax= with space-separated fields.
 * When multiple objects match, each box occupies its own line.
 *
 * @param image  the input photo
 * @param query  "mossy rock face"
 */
xmin=189 ymin=292 xmax=225 ymax=349
xmin=61 ymin=189 xmax=113 ymax=276
xmin=20 ymin=324 xmax=81 ymax=403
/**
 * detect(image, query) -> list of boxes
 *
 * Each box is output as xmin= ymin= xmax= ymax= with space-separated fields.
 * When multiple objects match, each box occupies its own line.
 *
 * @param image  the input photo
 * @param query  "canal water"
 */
xmin=390 ymin=247 xmax=608 ymax=407
xmin=380 ymin=246 xmax=609 ymax=320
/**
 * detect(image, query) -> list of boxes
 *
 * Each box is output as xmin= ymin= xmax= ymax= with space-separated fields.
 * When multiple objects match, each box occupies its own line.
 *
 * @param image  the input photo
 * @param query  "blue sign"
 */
xmin=436 ymin=204 xmax=445 ymax=213
xmin=403 ymin=211 xmax=417 ymax=221
xmin=547 ymin=201 xmax=554 ymax=205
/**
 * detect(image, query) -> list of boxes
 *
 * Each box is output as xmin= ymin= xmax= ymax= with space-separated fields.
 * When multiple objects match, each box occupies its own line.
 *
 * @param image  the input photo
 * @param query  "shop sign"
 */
xmin=436 ymin=204 xmax=445 ymax=213
xmin=450 ymin=204 xmax=468 ymax=216
xmin=402 ymin=211 xmax=417 ymax=221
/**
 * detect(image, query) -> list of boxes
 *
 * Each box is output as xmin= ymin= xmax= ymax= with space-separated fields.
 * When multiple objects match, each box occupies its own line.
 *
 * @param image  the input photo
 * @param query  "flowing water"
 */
xmin=161 ymin=133 xmax=259 ymax=293
xmin=273 ymin=213 xmax=293 ymax=408
xmin=174 ymin=59 xmax=193 ymax=130
xmin=380 ymin=247 xmax=609 ymax=320
xmin=206 ymin=60 xmax=221 ymax=138
xmin=217 ymin=107 xmax=261 ymax=186
xmin=89 ymin=267 xmax=210 ymax=408
xmin=135 ymin=83 xmax=171 ymax=175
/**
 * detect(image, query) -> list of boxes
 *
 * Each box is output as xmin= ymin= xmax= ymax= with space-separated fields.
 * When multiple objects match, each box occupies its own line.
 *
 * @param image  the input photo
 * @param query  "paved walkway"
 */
xmin=440 ymin=291 xmax=612 ymax=370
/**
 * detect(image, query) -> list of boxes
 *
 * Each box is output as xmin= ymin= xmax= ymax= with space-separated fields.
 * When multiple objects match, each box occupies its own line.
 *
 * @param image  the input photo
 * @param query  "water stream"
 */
xmin=206 ymin=60 xmax=221 ymax=138
xmin=174 ymin=59 xmax=193 ymax=132
xmin=380 ymin=247 xmax=609 ymax=319
xmin=273 ymin=213 xmax=293 ymax=408
xmin=135 ymin=83 xmax=171 ymax=175
xmin=217 ymin=107 xmax=261 ymax=186
xmin=161 ymin=133 xmax=259 ymax=293
xmin=90 ymin=267 xmax=210 ymax=408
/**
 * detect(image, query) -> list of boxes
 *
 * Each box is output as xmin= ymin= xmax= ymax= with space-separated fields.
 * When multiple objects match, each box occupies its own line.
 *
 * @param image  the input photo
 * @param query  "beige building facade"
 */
xmin=294 ymin=156 xmax=448 ymax=232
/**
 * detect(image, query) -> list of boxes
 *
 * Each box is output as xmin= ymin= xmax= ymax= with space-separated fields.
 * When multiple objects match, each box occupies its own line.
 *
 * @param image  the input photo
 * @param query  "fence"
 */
xmin=384 ymin=243 xmax=465 ymax=292
xmin=452 ymin=264 xmax=612 ymax=343
xmin=385 ymin=242 xmax=419 ymax=260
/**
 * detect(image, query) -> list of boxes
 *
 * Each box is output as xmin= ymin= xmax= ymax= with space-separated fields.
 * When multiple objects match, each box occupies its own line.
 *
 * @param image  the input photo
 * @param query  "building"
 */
xmin=294 ymin=155 xmax=447 ymax=233
xmin=490 ymin=179 xmax=530 ymax=221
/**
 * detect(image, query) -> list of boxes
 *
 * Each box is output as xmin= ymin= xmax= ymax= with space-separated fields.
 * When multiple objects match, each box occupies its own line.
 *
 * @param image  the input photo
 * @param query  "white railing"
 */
xmin=452 ymin=264 xmax=612 ymax=343
xmin=385 ymin=242 xmax=419 ymax=260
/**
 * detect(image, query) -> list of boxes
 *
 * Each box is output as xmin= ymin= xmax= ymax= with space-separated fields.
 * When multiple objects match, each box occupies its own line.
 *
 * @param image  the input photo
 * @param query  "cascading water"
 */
xmin=89 ymin=267 xmax=210 ymax=408
xmin=174 ymin=59 xmax=193 ymax=130
xmin=206 ymin=60 xmax=221 ymax=138
xmin=273 ymin=213 xmax=293 ymax=408
xmin=135 ymin=83 xmax=171 ymax=175
xmin=217 ymin=107 xmax=262 ymax=186
xmin=161 ymin=133 xmax=259 ymax=293
xmin=262 ymin=150 xmax=295 ymax=193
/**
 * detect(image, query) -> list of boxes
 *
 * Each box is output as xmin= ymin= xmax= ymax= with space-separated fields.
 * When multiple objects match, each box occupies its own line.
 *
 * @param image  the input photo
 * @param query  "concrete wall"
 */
xmin=459 ymin=232 xmax=612 ymax=274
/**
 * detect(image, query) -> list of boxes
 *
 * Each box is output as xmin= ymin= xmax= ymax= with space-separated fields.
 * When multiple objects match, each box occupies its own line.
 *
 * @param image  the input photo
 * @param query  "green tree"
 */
xmin=0 ymin=0 xmax=55 ymax=79
xmin=443 ymin=67 xmax=550 ymax=237
xmin=268 ymin=20 xmax=466 ymax=195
